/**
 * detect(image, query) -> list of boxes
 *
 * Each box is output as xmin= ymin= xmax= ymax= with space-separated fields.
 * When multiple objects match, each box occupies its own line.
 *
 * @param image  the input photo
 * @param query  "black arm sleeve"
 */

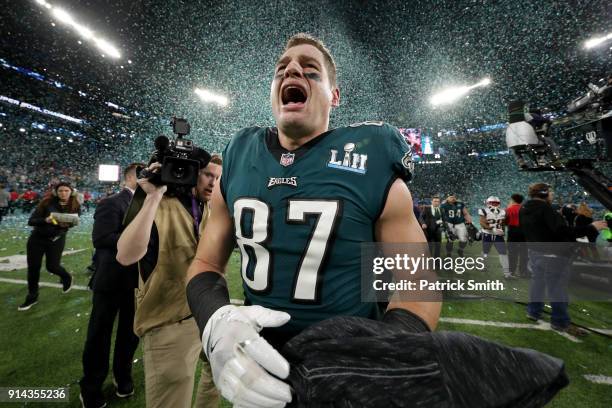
xmin=186 ymin=272 xmax=231 ymax=336
xmin=382 ymin=308 xmax=431 ymax=333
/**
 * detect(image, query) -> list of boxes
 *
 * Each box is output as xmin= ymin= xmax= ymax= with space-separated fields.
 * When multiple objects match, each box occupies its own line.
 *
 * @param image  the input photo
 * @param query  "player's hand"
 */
xmin=138 ymin=163 xmax=167 ymax=197
xmin=591 ymin=220 xmax=608 ymax=231
xmin=202 ymin=305 xmax=292 ymax=407
xmin=492 ymin=227 xmax=504 ymax=235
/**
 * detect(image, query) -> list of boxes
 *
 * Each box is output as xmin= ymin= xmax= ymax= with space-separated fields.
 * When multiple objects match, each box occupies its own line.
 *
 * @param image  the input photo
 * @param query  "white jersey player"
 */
xmin=478 ymin=196 xmax=512 ymax=278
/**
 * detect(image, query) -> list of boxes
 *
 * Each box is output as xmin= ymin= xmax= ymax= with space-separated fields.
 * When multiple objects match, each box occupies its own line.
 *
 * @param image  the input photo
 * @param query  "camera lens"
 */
xmin=172 ymin=166 xmax=186 ymax=179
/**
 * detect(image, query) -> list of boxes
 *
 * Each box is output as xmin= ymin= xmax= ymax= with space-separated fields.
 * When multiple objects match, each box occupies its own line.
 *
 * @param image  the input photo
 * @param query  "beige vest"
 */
xmin=134 ymin=196 xmax=210 ymax=337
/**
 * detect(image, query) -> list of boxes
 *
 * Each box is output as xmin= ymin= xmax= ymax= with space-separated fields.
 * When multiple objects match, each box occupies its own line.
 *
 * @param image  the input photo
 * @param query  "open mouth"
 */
xmin=281 ymin=84 xmax=308 ymax=106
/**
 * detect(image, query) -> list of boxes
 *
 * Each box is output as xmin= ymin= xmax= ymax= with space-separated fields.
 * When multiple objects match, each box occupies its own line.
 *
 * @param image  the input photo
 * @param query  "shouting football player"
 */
xmin=479 ymin=196 xmax=512 ymax=279
xmin=185 ymin=33 xmax=441 ymax=407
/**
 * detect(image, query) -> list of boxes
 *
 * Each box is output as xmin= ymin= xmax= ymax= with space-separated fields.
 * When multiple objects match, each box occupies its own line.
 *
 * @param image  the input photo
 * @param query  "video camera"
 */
xmin=504 ymin=75 xmax=612 ymax=210
xmin=567 ymin=76 xmax=612 ymax=115
xmin=140 ymin=117 xmax=211 ymax=194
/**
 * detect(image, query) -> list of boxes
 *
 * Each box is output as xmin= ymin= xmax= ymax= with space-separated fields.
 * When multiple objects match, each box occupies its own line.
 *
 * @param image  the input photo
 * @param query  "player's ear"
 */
xmin=331 ymin=87 xmax=340 ymax=108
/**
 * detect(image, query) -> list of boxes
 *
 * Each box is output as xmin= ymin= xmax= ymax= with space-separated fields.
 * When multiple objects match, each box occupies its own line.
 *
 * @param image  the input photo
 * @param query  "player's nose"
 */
xmin=284 ymin=60 xmax=304 ymax=79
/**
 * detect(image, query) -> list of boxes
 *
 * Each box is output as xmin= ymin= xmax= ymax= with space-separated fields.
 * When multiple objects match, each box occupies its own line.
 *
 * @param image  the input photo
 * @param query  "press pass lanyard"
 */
xmin=191 ymin=194 xmax=201 ymax=240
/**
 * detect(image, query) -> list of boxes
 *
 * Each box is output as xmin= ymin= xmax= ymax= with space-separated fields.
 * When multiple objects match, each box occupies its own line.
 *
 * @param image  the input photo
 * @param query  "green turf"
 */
xmin=1 ymin=219 xmax=611 ymax=407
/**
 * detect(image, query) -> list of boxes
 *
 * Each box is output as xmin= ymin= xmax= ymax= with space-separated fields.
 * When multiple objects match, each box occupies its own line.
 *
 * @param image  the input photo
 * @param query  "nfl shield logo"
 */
xmin=280 ymin=153 xmax=295 ymax=167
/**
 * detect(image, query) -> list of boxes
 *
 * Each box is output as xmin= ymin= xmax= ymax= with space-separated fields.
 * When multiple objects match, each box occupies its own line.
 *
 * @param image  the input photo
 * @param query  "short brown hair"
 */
xmin=511 ymin=193 xmax=524 ymax=204
xmin=283 ymin=33 xmax=337 ymax=88
xmin=124 ymin=162 xmax=145 ymax=178
xmin=209 ymin=154 xmax=223 ymax=166
xmin=528 ymin=183 xmax=551 ymax=198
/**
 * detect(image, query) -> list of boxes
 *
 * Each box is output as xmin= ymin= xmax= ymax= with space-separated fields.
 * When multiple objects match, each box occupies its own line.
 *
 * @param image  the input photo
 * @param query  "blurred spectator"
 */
xmin=419 ymin=196 xmax=443 ymax=258
xmin=83 ymin=190 xmax=92 ymax=212
xmin=9 ymin=188 xmax=19 ymax=214
xmin=505 ymin=193 xmax=528 ymax=277
xmin=561 ymin=204 xmax=576 ymax=226
xmin=21 ymin=187 xmax=38 ymax=214
xmin=574 ymin=203 xmax=598 ymax=243
xmin=0 ymin=183 xmax=9 ymax=224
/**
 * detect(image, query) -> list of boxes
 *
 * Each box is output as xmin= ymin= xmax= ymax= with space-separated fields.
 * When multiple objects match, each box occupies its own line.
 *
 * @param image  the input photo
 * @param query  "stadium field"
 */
xmin=1 ymin=215 xmax=611 ymax=407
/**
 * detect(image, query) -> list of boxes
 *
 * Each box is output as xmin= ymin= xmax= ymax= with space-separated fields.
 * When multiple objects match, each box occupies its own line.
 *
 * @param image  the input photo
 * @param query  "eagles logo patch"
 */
xmin=401 ymin=150 xmax=415 ymax=174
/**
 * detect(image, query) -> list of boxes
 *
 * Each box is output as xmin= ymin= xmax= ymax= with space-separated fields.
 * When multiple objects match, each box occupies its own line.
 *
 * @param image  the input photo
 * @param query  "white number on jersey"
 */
xmin=233 ymin=198 xmax=341 ymax=302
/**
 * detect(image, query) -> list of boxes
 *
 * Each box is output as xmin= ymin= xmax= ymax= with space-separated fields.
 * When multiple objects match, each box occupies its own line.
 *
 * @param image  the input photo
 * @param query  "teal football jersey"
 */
xmin=440 ymin=201 xmax=466 ymax=224
xmin=221 ymin=122 xmax=413 ymax=336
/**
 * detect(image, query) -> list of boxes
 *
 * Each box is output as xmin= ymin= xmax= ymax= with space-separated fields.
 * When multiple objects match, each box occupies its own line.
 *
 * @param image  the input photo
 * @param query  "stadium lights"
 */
xmin=35 ymin=0 xmax=52 ymax=9
xmin=195 ymin=88 xmax=229 ymax=107
xmin=430 ymin=77 xmax=492 ymax=106
xmin=34 ymin=1 xmax=122 ymax=59
xmin=584 ymin=32 xmax=612 ymax=49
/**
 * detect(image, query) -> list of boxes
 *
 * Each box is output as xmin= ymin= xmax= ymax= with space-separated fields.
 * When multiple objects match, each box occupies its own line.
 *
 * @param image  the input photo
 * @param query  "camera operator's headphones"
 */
xmin=532 ymin=184 xmax=551 ymax=199
xmin=51 ymin=182 xmax=77 ymax=197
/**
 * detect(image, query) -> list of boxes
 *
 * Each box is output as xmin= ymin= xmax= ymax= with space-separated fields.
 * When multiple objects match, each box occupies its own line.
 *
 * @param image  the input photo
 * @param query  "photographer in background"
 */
xmin=18 ymin=182 xmax=80 ymax=311
xmin=79 ymin=163 xmax=144 ymax=408
xmin=520 ymin=183 xmax=606 ymax=336
xmin=116 ymin=149 xmax=220 ymax=408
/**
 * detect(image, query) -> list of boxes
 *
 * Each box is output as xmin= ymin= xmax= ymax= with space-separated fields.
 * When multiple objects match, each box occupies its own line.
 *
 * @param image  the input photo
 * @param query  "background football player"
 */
xmin=440 ymin=194 xmax=472 ymax=256
xmin=479 ymin=196 xmax=512 ymax=279
xmin=185 ymin=33 xmax=441 ymax=407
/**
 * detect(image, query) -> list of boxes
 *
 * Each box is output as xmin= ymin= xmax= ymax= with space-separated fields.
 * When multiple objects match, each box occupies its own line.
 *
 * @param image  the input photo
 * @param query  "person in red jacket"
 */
xmin=21 ymin=188 xmax=38 ymax=214
xmin=9 ymin=188 xmax=19 ymax=214
xmin=505 ymin=193 xmax=528 ymax=277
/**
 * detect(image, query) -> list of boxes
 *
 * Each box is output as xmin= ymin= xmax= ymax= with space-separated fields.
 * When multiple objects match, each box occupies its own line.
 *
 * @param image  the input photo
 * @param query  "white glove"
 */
xmin=493 ymin=227 xmax=504 ymax=235
xmin=202 ymin=305 xmax=292 ymax=408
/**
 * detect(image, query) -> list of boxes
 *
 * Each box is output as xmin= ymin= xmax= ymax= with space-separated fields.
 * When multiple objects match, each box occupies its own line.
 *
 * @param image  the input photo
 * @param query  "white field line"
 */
xmin=0 ymin=278 xmax=606 ymax=343
xmin=583 ymin=375 xmax=612 ymax=385
xmin=0 ymin=249 xmax=87 ymax=271
xmin=0 ymin=277 xmax=89 ymax=291
xmin=440 ymin=317 xmax=582 ymax=343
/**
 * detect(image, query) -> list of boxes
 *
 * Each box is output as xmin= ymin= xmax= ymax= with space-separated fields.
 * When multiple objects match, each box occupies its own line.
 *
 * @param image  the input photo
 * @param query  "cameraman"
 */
xmin=116 ymin=155 xmax=221 ymax=408
xmin=520 ymin=183 xmax=607 ymax=336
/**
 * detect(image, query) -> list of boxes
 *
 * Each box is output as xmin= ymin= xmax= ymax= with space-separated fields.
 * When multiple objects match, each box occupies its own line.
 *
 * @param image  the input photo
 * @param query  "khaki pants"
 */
xmin=143 ymin=318 xmax=219 ymax=408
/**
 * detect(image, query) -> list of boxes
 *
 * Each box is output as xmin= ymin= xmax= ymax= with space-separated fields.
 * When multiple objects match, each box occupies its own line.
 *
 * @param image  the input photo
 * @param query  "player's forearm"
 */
xmin=464 ymin=209 xmax=472 ymax=223
xmin=116 ymin=194 xmax=161 ymax=265
xmin=187 ymin=257 xmax=226 ymax=282
xmin=386 ymin=300 xmax=442 ymax=330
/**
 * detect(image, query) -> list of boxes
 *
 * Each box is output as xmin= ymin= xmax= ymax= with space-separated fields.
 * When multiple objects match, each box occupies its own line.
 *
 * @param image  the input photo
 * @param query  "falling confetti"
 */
xmin=0 ymin=0 xmax=609 ymax=211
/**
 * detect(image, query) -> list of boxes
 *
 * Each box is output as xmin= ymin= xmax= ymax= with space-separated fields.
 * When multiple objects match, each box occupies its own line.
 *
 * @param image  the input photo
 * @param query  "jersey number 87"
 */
xmin=234 ymin=198 xmax=341 ymax=303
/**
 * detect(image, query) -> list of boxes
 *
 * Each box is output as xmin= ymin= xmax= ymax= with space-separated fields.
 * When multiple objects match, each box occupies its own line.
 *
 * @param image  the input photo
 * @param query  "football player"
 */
xmin=479 ymin=196 xmax=512 ymax=278
xmin=440 ymin=194 xmax=472 ymax=256
xmin=185 ymin=33 xmax=441 ymax=407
